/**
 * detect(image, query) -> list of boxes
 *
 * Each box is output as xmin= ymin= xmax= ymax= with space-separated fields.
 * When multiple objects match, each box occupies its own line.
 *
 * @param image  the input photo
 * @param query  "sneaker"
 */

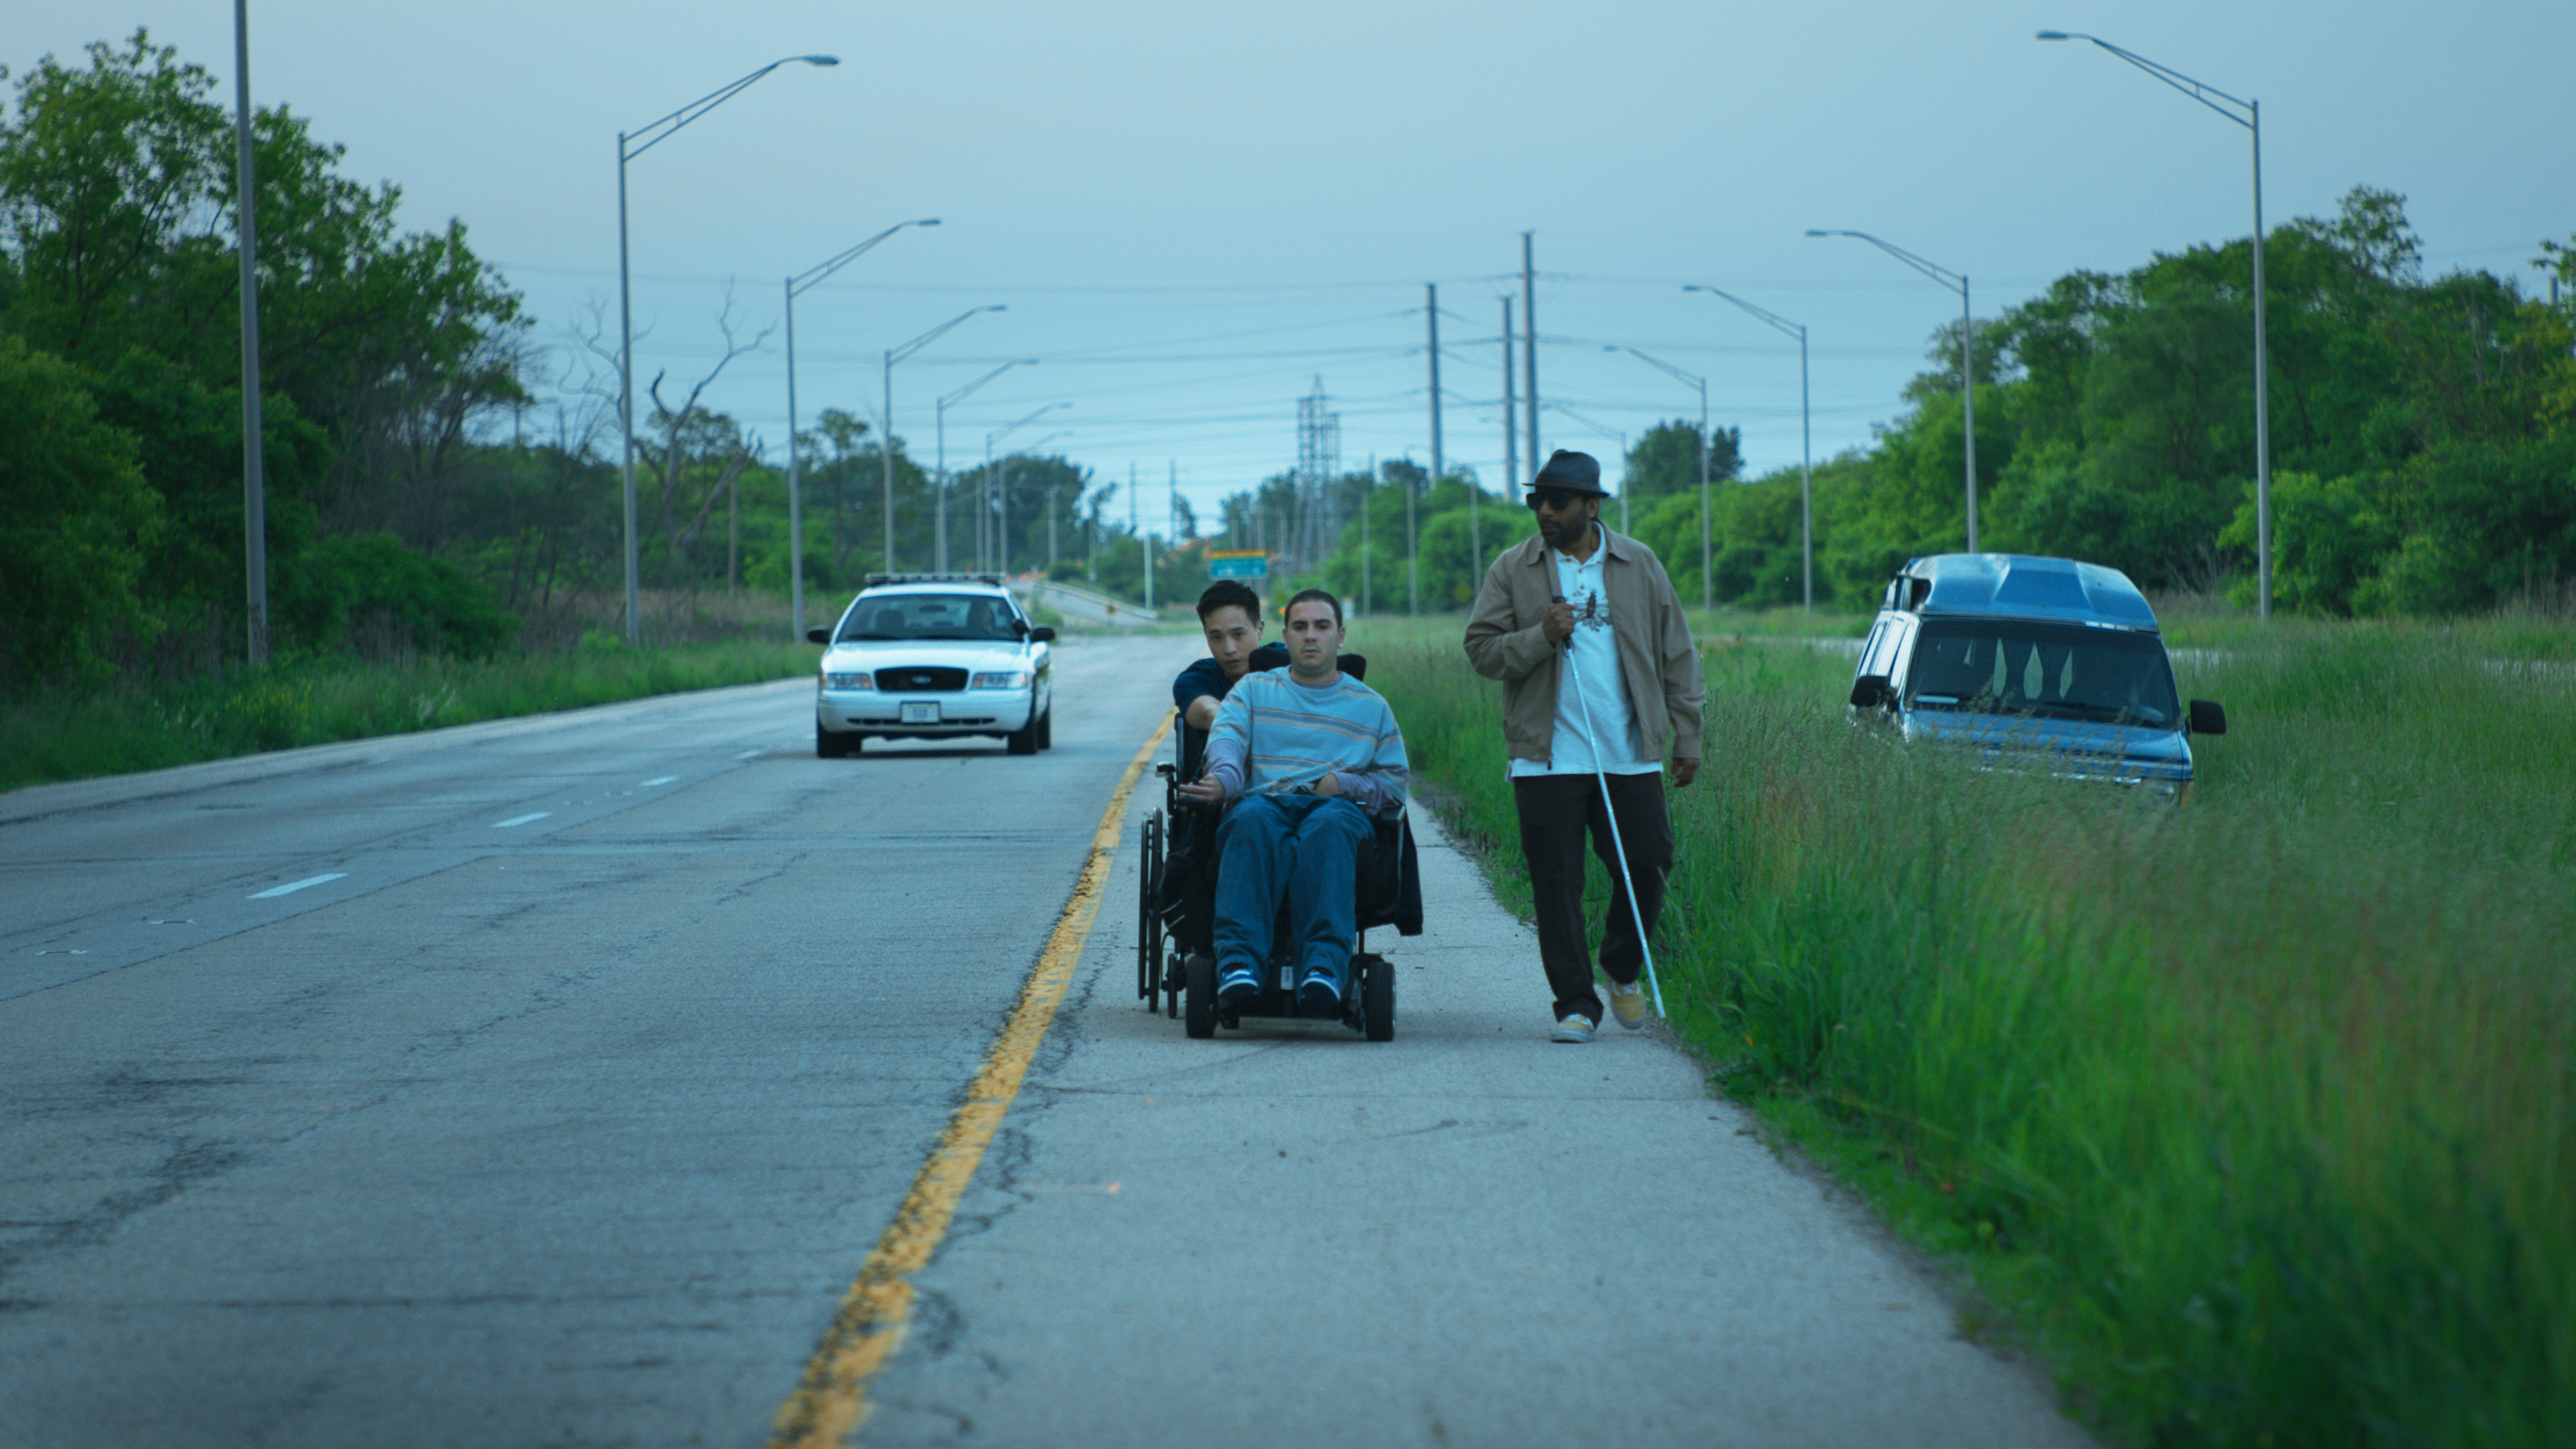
xmin=1608 ymin=980 xmax=1648 ymax=1030
xmin=1298 ymin=974 xmax=1342 ymax=1014
xmin=1219 ymin=969 xmax=1260 ymax=1006
xmin=1550 ymin=1014 xmax=1596 ymax=1044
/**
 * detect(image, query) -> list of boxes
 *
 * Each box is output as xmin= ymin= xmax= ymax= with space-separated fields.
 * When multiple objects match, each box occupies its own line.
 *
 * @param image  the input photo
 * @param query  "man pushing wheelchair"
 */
xmin=1177 ymin=588 xmax=1408 ymax=1015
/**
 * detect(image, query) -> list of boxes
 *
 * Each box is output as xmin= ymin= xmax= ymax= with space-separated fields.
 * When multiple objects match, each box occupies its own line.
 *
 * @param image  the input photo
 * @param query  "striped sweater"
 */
xmin=1202 ymin=668 xmax=1408 ymax=815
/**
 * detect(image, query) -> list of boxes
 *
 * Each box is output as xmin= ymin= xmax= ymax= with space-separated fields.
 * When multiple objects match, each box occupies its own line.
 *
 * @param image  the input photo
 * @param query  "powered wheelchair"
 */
xmin=1135 ymin=653 xmax=1423 ymax=1041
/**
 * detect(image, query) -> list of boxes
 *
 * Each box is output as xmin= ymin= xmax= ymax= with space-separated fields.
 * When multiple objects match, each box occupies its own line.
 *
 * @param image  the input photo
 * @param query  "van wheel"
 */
xmin=1036 ymin=708 xmax=1053 ymax=749
xmin=816 ymin=724 xmax=852 ymax=758
xmin=1005 ymin=716 xmax=1039 ymax=754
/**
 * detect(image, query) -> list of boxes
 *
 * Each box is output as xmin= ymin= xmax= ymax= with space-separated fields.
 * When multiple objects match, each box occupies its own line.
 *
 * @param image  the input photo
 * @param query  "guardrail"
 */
xmin=1012 ymin=576 xmax=1162 ymax=627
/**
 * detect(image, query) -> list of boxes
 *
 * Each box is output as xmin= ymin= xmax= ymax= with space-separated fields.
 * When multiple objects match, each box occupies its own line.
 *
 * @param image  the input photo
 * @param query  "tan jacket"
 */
xmin=1463 ymin=526 xmax=1707 ymax=767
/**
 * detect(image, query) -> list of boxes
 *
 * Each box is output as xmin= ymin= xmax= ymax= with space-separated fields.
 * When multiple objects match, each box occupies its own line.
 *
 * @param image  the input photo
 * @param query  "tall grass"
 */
xmin=1365 ymin=618 xmax=2574 ymax=1447
xmin=0 ymin=638 xmax=818 ymax=793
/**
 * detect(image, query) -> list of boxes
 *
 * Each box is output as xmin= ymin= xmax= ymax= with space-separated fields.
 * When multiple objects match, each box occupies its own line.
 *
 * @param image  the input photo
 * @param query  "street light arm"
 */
xmin=622 ymin=55 xmax=839 ymax=162
xmin=791 ymin=217 xmax=940 ymax=297
xmin=941 ymin=359 xmax=1036 ymax=411
xmin=890 ymin=304 xmax=1006 ymax=367
xmin=1684 ymin=284 xmax=1806 ymax=344
xmin=1806 ymin=229 xmax=1964 ymax=295
xmin=1604 ymin=344 xmax=1705 ymax=393
xmin=1541 ymin=399 xmax=1624 ymax=440
xmin=2037 ymin=31 xmax=2253 ymax=127
xmin=989 ymin=401 xmax=1070 ymax=450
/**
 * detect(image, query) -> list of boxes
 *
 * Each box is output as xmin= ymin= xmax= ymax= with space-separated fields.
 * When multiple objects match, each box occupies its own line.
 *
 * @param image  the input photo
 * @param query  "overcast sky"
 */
xmin=10 ymin=0 xmax=2570 ymax=534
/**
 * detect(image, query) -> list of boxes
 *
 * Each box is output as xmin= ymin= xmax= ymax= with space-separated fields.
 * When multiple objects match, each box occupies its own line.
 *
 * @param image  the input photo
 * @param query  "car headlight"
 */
xmin=824 ymin=671 xmax=872 ymax=690
xmin=971 ymin=671 xmax=1030 ymax=690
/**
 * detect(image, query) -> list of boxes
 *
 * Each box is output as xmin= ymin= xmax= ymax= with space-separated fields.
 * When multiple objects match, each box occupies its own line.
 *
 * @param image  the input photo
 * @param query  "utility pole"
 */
xmin=1046 ymin=482 xmax=1058 ymax=571
xmin=1501 ymin=297 xmax=1519 ymax=493
xmin=1166 ymin=460 xmax=1178 ymax=607
xmin=1422 ymin=284 xmax=1440 ymax=615
xmin=1132 ymin=462 xmax=1150 ymax=608
xmin=233 ymin=0 xmax=269 ymax=664
xmin=1521 ymin=232 xmax=1540 ymax=473
xmin=1362 ymin=463 xmax=1373 ymax=616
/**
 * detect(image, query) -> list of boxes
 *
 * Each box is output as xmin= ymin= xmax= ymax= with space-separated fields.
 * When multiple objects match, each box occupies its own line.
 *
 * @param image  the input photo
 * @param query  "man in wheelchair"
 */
xmin=1178 ymin=588 xmax=1408 ymax=1013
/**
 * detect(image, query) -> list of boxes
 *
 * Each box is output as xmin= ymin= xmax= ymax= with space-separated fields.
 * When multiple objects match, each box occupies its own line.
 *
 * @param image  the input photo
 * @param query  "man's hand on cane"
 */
xmin=1542 ymin=599 xmax=1577 ymax=644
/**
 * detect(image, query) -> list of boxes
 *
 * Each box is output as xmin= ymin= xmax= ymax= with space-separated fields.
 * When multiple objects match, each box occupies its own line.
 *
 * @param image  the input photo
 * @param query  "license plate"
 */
xmin=900 ymin=701 xmax=939 ymax=724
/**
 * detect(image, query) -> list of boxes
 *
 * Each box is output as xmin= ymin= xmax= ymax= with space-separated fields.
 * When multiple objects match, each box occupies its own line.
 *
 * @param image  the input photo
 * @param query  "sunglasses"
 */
xmin=1526 ymin=489 xmax=1587 ymax=513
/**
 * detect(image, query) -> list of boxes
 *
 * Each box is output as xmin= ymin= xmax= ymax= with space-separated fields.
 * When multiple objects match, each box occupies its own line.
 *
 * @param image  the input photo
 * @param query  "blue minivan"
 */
xmin=1847 ymin=554 xmax=2227 ymax=800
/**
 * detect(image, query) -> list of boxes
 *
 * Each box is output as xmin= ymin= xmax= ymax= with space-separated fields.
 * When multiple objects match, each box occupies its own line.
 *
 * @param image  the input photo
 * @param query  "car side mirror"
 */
xmin=2189 ymin=699 xmax=2227 ymax=736
xmin=806 ymin=628 xmax=832 ymax=645
xmin=1849 ymin=674 xmax=1893 ymax=711
xmin=1029 ymin=625 xmax=1056 ymax=642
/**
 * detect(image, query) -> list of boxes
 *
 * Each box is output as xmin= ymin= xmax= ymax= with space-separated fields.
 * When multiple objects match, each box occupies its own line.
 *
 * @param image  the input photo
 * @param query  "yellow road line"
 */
xmin=770 ymin=718 xmax=1173 ymax=1447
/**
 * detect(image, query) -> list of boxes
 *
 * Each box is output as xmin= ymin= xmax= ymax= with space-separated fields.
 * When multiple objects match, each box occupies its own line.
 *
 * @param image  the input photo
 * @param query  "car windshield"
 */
xmin=836 ymin=593 xmax=1021 ymax=642
xmin=1905 ymin=620 xmax=2179 ymax=727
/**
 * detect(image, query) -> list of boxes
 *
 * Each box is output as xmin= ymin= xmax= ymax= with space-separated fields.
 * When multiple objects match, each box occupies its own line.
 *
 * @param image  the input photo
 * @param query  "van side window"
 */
xmin=1859 ymin=620 xmax=1900 ymax=679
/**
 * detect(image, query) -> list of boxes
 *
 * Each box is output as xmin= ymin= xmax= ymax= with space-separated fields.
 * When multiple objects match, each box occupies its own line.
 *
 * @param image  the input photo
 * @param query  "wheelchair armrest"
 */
xmin=1155 ymin=762 xmax=1176 ymax=779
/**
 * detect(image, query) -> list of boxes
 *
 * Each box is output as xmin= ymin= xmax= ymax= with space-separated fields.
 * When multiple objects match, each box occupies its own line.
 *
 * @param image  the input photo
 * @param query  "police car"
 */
xmin=807 ymin=574 xmax=1055 ymax=757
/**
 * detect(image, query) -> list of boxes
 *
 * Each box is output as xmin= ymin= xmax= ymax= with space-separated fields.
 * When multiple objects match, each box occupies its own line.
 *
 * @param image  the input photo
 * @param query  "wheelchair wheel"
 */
xmin=1360 ymin=953 xmax=1395 ymax=1042
xmin=1137 ymin=811 xmax=1163 ymax=1008
xmin=1183 ymin=953 xmax=1217 ymax=1038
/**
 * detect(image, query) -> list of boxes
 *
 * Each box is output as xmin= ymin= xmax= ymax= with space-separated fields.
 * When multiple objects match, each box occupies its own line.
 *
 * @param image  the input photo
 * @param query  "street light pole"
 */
xmin=786 ymin=218 xmax=937 ymax=638
xmin=881 ymin=304 xmax=1005 ymax=574
xmin=618 ymin=54 xmax=837 ymax=644
xmin=985 ymin=403 xmax=1070 ymax=575
xmin=1685 ymin=284 xmax=1814 ymax=611
xmin=233 ymin=0 xmax=268 ymax=664
xmin=1606 ymin=345 xmax=1710 ymax=611
xmin=937 ymin=360 xmax=1034 ymax=573
xmin=2038 ymin=30 xmax=2271 ymax=617
xmin=1807 ymin=229 xmax=1975 ymax=551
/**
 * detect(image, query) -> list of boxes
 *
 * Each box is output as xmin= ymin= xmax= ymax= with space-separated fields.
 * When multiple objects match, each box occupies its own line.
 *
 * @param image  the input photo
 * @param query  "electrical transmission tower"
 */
xmin=1294 ymin=376 xmax=1340 ymax=570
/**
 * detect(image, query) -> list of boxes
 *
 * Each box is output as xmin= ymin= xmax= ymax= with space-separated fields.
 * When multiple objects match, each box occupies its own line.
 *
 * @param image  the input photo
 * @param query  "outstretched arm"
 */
xmin=1179 ymin=687 xmax=1251 ymax=803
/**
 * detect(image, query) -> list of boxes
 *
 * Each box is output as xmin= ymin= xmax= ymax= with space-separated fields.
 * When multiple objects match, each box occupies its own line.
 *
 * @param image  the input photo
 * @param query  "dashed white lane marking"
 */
xmin=251 ymin=873 xmax=349 ymax=899
xmin=494 ymin=812 xmax=552 ymax=829
xmin=643 ymin=776 xmax=679 ymax=786
xmin=734 ymin=749 xmax=763 ymax=760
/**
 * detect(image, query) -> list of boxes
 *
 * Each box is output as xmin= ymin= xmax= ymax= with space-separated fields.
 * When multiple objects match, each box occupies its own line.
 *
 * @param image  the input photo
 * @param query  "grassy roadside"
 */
xmin=1355 ymin=611 xmax=2574 ymax=1447
xmin=0 ymin=639 xmax=819 ymax=794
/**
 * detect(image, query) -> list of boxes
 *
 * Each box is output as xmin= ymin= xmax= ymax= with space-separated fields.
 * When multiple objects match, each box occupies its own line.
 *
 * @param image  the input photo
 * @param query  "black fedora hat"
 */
xmin=1529 ymin=449 xmax=1608 ymax=497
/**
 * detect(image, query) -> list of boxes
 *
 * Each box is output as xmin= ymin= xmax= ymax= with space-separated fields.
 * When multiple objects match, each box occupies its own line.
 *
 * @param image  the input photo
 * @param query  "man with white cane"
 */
xmin=1465 ymin=450 xmax=1706 ymax=1042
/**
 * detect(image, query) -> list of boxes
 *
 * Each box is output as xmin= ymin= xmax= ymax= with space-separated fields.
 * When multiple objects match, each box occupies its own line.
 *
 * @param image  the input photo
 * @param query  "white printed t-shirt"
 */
xmin=1508 ymin=526 xmax=1658 ymax=778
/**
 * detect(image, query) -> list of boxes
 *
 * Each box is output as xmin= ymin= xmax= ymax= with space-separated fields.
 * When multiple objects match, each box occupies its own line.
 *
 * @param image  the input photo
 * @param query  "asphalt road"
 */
xmin=2 ymin=631 xmax=2090 ymax=1447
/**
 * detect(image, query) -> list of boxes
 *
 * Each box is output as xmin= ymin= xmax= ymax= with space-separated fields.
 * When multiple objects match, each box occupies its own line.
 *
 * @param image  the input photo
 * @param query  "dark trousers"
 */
xmin=1513 ymin=771 xmax=1674 ymax=1026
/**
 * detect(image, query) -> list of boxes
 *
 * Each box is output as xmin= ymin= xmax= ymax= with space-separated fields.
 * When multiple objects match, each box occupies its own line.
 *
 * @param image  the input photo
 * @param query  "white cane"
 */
xmin=1556 ymin=609 xmax=1667 ymax=1019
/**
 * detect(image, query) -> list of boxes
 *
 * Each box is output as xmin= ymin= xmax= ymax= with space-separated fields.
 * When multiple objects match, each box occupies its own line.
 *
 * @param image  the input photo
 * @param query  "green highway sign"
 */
xmin=1207 ymin=551 xmax=1269 ymax=580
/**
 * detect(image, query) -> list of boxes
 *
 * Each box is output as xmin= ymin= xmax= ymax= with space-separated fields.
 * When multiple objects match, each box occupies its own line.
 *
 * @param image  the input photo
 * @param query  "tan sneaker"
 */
xmin=1608 ymin=980 xmax=1648 ymax=1030
xmin=1550 ymin=1013 xmax=1596 ymax=1043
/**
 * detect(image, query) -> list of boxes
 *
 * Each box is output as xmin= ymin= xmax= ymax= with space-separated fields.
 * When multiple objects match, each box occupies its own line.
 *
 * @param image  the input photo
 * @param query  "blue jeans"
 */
xmin=1212 ymin=793 xmax=1371 ymax=988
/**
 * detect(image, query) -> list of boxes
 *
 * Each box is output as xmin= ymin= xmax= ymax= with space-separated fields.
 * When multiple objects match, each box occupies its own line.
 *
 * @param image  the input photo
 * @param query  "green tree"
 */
xmin=0 ymin=30 xmax=526 ymax=550
xmin=0 ymin=333 xmax=162 ymax=682
xmin=1620 ymin=419 xmax=1740 ymax=506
